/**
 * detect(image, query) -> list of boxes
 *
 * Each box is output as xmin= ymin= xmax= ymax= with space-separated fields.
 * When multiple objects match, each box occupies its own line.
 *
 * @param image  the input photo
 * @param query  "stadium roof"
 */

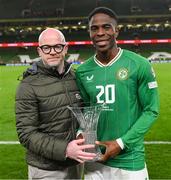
xmin=0 ymin=0 xmax=171 ymax=19
xmin=0 ymin=0 xmax=171 ymax=40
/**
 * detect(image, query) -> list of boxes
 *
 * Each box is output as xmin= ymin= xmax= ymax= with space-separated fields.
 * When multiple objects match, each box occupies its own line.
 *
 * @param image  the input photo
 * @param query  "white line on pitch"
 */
xmin=0 ymin=141 xmax=20 ymax=144
xmin=144 ymin=141 xmax=171 ymax=144
xmin=0 ymin=141 xmax=171 ymax=145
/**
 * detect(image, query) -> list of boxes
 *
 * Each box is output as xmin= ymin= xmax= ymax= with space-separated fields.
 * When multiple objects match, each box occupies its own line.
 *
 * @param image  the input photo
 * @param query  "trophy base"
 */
xmin=87 ymin=152 xmax=102 ymax=162
xmin=83 ymin=131 xmax=102 ymax=162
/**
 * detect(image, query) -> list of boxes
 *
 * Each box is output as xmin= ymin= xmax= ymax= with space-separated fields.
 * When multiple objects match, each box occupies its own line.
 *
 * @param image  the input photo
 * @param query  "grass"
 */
xmin=145 ymin=64 xmax=171 ymax=141
xmin=145 ymin=145 xmax=171 ymax=179
xmin=0 ymin=66 xmax=27 ymax=141
xmin=0 ymin=63 xmax=171 ymax=179
xmin=0 ymin=145 xmax=27 ymax=179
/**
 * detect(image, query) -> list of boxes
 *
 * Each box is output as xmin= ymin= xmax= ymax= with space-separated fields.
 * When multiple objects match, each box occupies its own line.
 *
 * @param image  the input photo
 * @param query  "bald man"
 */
xmin=15 ymin=28 xmax=96 ymax=180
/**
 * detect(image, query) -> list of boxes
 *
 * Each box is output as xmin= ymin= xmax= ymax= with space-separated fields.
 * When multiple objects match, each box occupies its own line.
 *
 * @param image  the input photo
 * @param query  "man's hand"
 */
xmin=66 ymin=139 xmax=96 ymax=163
xmin=96 ymin=140 xmax=122 ymax=162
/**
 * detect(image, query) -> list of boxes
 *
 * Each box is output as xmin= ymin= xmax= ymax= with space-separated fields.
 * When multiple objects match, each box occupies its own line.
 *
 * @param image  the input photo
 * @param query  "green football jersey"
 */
xmin=76 ymin=48 xmax=159 ymax=170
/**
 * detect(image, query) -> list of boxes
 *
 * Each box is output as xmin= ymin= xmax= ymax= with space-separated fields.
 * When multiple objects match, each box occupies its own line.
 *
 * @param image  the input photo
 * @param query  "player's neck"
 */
xmin=96 ymin=47 xmax=119 ymax=65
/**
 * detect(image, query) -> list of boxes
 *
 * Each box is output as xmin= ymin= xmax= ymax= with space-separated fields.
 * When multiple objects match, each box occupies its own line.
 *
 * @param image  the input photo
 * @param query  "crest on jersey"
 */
xmin=117 ymin=68 xmax=128 ymax=80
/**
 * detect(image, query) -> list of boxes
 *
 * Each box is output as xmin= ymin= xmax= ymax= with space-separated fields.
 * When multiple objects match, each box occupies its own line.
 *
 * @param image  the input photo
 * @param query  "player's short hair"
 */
xmin=88 ymin=7 xmax=118 ymax=23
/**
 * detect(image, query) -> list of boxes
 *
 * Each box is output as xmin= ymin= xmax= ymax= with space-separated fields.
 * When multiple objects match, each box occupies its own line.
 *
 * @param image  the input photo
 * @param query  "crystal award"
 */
xmin=68 ymin=104 xmax=104 ymax=161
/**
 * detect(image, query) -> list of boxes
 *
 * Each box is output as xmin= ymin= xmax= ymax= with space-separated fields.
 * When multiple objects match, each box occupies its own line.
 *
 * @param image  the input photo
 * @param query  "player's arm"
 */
xmin=121 ymin=60 xmax=159 ymax=149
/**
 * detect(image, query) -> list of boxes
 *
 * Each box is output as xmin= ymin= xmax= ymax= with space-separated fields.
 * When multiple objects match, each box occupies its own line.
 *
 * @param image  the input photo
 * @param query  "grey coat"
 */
xmin=15 ymin=60 xmax=82 ymax=170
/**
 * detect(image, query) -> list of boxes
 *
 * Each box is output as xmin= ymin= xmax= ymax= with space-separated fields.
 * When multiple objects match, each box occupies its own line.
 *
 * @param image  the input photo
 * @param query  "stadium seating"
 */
xmin=0 ymin=0 xmax=170 ymax=19
xmin=0 ymin=0 xmax=171 ymax=64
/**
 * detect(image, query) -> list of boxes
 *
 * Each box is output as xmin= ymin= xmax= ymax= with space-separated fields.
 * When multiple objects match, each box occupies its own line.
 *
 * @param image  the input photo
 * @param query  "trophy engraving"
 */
xmin=68 ymin=104 xmax=104 ymax=161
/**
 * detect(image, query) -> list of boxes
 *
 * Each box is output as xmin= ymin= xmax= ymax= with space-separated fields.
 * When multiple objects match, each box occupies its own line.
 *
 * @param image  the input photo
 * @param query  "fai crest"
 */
xmin=117 ymin=68 xmax=128 ymax=80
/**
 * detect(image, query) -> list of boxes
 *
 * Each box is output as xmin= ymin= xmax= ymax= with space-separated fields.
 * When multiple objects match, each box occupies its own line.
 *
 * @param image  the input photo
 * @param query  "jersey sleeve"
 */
xmin=121 ymin=61 xmax=160 ymax=149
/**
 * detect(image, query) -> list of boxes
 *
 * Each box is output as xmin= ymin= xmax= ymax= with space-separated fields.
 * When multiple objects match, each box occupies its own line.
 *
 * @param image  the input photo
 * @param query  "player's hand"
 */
xmin=66 ymin=139 xmax=96 ymax=163
xmin=96 ymin=140 xmax=121 ymax=162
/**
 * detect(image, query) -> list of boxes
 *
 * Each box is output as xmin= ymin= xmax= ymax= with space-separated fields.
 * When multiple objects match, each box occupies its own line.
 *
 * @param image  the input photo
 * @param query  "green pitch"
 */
xmin=0 ymin=64 xmax=171 ymax=179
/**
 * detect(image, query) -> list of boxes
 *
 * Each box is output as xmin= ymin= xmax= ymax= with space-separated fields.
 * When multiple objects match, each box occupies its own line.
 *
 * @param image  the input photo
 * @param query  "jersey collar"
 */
xmin=94 ymin=48 xmax=123 ymax=67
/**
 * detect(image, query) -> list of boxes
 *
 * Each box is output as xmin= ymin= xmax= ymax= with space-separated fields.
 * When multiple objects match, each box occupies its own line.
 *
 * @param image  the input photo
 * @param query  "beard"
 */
xmin=43 ymin=62 xmax=58 ymax=69
xmin=42 ymin=60 xmax=64 ymax=74
xmin=42 ymin=59 xmax=60 ymax=68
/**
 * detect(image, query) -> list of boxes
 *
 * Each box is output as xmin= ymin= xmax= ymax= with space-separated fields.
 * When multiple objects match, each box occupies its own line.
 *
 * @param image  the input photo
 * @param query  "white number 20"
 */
xmin=96 ymin=84 xmax=115 ymax=104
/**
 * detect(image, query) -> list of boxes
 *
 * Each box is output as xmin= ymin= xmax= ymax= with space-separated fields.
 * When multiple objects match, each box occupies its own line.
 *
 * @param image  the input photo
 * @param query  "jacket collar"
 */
xmin=21 ymin=60 xmax=72 ymax=80
xmin=37 ymin=60 xmax=71 ymax=78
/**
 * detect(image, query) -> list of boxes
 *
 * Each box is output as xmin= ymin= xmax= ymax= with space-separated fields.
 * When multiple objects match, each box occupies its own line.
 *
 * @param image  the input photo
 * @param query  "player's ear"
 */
xmin=87 ymin=26 xmax=91 ymax=37
xmin=114 ymin=27 xmax=119 ymax=39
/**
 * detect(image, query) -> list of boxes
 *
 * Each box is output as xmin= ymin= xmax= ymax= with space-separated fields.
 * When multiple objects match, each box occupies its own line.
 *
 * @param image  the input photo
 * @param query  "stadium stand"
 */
xmin=0 ymin=0 xmax=171 ymax=64
xmin=66 ymin=54 xmax=80 ymax=64
xmin=148 ymin=52 xmax=171 ymax=63
xmin=1 ymin=0 xmax=171 ymax=18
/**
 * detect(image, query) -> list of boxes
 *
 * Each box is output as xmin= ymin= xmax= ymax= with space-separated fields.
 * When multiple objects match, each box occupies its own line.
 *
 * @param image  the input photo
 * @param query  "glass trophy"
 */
xmin=67 ymin=103 xmax=104 ymax=161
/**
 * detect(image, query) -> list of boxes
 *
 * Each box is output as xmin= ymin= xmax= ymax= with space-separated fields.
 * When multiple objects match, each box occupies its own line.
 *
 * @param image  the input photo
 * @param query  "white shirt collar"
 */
xmin=94 ymin=48 xmax=123 ymax=67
